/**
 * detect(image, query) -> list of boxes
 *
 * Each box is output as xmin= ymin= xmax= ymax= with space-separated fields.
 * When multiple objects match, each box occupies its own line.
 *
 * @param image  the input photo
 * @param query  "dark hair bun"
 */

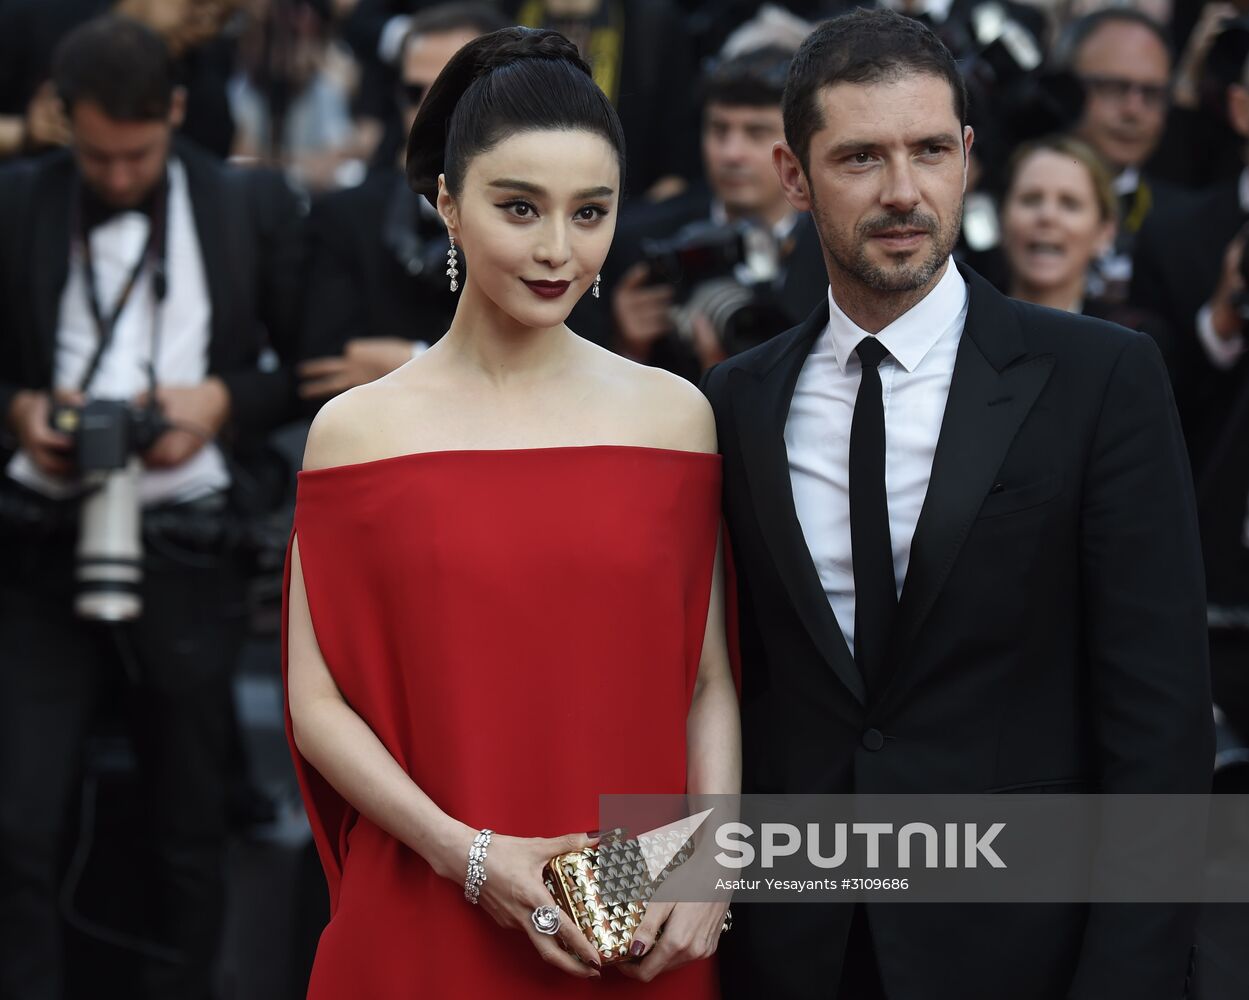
xmin=471 ymin=27 xmax=589 ymax=79
xmin=406 ymin=27 xmax=594 ymax=199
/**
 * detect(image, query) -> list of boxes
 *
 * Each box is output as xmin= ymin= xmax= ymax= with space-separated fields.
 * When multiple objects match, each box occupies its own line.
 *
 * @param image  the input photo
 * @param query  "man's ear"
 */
xmin=168 ymin=87 xmax=187 ymax=129
xmin=436 ymin=174 xmax=458 ymax=235
xmin=962 ymin=125 xmax=975 ymax=192
xmin=773 ymin=141 xmax=811 ymax=213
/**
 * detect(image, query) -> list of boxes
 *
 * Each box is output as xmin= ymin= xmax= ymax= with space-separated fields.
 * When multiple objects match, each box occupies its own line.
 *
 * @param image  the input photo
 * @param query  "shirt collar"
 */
xmin=824 ymin=257 xmax=967 ymax=375
xmin=1112 ymin=167 xmax=1140 ymax=198
xmin=710 ymin=198 xmax=799 ymax=241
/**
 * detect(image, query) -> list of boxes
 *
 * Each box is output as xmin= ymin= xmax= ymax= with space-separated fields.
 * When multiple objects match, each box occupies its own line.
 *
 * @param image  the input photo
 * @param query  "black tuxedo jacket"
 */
xmin=1130 ymin=177 xmax=1248 ymax=477
xmin=703 ymin=264 xmax=1213 ymax=999
xmin=0 ymin=140 xmax=302 ymax=455
xmin=299 ymin=169 xmax=457 ymax=360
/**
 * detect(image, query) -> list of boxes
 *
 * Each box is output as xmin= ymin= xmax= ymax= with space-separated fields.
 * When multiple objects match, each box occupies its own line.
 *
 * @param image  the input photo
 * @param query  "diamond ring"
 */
xmin=531 ymin=904 xmax=562 ymax=936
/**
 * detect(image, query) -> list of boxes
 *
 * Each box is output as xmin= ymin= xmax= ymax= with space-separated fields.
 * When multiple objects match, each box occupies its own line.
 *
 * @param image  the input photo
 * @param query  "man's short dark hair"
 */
xmin=401 ymin=2 xmax=511 ymax=60
xmin=701 ymin=46 xmax=793 ymax=110
xmin=781 ymin=8 xmax=967 ymax=172
xmin=1052 ymin=9 xmax=1173 ymax=71
xmin=53 ymin=15 xmax=173 ymax=121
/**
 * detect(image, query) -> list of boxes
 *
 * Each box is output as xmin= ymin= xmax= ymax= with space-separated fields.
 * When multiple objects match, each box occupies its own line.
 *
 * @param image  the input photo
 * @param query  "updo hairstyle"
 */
xmin=406 ymin=26 xmax=627 ymax=205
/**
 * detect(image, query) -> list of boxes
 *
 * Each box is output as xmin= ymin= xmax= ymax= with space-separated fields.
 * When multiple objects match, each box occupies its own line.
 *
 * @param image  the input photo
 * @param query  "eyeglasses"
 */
xmin=397 ymin=82 xmax=428 ymax=109
xmin=1078 ymin=74 xmax=1170 ymax=110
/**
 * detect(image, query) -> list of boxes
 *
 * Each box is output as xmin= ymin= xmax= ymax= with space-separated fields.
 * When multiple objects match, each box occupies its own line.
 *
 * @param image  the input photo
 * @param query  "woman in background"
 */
xmin=1000 ymin=133 xmax=1172 ymax=362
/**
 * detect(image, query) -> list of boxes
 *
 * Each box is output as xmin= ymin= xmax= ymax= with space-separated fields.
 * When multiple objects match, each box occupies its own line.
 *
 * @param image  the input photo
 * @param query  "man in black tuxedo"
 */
xmin=1131 ymin=42 xmax=1249 ymax=479
xmin=1054 ymin=9 xmax=1186 ymax=305
xmin=0 ymin=16 xmax=300 ymax=998
xmin=704 ymin=10 xmax=1213 ymax=999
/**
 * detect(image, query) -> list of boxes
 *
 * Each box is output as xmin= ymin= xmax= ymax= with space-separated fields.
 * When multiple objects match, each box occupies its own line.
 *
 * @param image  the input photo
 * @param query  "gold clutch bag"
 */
xmin=542 ymin=829 xmax=695 ymax=966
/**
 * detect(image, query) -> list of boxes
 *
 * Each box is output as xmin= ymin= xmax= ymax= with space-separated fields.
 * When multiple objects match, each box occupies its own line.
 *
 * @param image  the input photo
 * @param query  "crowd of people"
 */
xmin=0 ymin=0 xmax=1245 ymax=997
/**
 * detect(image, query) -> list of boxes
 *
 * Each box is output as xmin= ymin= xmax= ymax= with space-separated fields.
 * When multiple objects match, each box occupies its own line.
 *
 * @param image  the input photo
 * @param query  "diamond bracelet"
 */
xmin=464 ymin=828 xmax=493 ymax=904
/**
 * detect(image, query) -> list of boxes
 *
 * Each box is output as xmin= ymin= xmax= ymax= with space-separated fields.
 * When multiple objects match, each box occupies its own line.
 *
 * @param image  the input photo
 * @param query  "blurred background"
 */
xmin=0 ymin=1 xmax=1248 ymax=997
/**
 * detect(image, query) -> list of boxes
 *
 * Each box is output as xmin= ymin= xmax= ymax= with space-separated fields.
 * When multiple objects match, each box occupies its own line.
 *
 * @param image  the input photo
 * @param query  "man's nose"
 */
xmin=105 ymin=162 xmax=132 ymax=194
xmin=880 ymin=160 xmax=921 ymax=212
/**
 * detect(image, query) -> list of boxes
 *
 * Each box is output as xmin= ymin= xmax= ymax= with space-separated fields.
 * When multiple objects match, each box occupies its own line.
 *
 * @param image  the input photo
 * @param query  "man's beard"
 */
xmin=811 ymin=192 xmax=962 ymax=294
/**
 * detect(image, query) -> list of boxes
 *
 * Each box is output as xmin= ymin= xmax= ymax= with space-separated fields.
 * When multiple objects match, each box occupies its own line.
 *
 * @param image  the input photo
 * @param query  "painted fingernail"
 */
xmin=630 ymin=939 xmax=647 ymax=957
xmin=586 ymin=829 xmax=602 ymax=838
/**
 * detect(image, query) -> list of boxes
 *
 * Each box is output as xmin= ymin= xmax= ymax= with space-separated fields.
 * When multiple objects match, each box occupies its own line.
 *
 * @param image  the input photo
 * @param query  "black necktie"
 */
xmin=850 ymin=336 xmax=896 ymax=695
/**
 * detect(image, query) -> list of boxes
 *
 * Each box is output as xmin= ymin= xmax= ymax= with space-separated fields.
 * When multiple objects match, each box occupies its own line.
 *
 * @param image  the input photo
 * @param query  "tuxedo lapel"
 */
xmin=178 ymin=142 xmax=230 ymax=366
xmin=730 ymin=303 xmax=868 ymax=705
xmin=874 ymin=266 xmax=1054 ymax=708
xmin=29 ymin=158 xmax=74 ymax=379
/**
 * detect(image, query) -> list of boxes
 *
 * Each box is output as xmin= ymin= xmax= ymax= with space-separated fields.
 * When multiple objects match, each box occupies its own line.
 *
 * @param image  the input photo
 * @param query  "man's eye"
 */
xmin=852 ymin=152 xmax=873 ymax=164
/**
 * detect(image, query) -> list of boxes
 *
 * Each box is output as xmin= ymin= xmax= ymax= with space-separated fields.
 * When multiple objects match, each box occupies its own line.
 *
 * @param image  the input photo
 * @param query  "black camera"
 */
xmin=641 ymin=221 xmax=792 ymax=357
xmin=50 ymin=399 xmax=165 ymax=473
xmin=48 ymin=399 xmax=166 ymax=621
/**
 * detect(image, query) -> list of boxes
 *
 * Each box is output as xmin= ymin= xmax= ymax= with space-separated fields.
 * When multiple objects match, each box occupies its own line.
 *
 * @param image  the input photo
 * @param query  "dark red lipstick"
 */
xmin=523 ymin=279 xmax=572 ymax=299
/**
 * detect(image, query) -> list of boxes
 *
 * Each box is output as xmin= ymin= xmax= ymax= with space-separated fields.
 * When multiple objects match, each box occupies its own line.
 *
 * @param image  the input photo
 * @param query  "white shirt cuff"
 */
xmin=1196 ymin=303 xmax=1245 ymax=370
xmin=379 ymin=15 xmax=413 ymax=65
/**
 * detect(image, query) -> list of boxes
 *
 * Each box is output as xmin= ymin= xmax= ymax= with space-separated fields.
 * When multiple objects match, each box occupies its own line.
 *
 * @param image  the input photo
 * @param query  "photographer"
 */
xmin=296 ymin=2 xmax=507 ymax=403
xmin=609 ymin=45 xmax=826 ymax=380
xmin=0 ymin=15 xmax=299 ymax=998
xmin=1131 ymin=21 xmax=1249 ymax=478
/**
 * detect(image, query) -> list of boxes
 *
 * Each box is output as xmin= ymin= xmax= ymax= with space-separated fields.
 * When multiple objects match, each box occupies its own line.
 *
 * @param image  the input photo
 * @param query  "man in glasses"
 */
xmin=1056 ymin=8 xmax=1180 ymax=305
xmin=295 ymin=2 xmax=506 ymax=404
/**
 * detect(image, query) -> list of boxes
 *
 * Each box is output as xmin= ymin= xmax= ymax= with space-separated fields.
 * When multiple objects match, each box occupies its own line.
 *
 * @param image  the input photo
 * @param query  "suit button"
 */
xmin=861 ymin=728 xmax=885 ymax=751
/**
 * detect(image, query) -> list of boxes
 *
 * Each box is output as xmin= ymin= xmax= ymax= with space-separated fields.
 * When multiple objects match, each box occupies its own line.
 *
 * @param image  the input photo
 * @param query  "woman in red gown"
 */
xmin=282 ymin=27 xmax=740 ymax=997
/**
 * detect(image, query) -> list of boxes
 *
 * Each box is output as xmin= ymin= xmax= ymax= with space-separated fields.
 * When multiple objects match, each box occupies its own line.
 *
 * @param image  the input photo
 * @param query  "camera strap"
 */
xmin=74 ymin=171 xmax=170 ymax=395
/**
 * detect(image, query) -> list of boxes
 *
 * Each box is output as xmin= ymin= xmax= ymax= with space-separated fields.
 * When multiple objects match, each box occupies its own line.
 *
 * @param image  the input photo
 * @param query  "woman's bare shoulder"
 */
xmin=580 ymin=341 xmax=717 ymax=455
xmin=302 ymin=376 xmax=426 ymax=471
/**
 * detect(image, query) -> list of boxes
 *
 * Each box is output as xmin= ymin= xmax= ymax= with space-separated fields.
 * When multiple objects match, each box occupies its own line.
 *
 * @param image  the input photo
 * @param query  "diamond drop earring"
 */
xmin=592 ymin=273 xmax=601 ymax=299
xmin=446 ymin=236 xmax=460 ymax=293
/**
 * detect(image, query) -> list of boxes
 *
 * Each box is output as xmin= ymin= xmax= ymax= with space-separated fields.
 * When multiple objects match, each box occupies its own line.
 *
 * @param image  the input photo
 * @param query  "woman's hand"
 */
xmin=472 ymin=831 xmax=605 ymax=979
xmin=616 ymin=899 xmax=730 ymax=982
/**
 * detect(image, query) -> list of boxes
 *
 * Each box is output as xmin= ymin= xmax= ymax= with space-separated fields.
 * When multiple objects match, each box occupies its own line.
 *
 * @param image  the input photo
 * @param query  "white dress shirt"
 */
xmin=784 ymin=259 xmax=969 ymax=656
xmin=7 ymin=158 xmax=230 ymax=505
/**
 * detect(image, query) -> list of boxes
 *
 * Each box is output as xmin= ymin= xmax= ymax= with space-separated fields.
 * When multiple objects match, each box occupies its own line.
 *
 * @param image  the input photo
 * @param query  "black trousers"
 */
xmin=720 ymin=900 xmax=888 ymax=999
xmin=0 ymin=518 xmax=246 ymax=1000
xmin=837 ymin=904 xmax=888 ymax=1000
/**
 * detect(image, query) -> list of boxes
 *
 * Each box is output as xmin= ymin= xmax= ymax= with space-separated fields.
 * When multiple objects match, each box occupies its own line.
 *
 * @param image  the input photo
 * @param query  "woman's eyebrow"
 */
xmin=487 ymin=179 xmax=614 ymax=199
xmin=487 ymin=178 xmax=544 ymax=194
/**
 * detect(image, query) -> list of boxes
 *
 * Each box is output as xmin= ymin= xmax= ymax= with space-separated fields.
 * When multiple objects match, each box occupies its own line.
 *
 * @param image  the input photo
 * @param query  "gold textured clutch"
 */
xmin=542 ymin=829 xmax=695 ymax=966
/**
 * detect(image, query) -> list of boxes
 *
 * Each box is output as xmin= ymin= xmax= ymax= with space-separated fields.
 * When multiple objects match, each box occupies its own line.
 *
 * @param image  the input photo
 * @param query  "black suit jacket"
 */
xmin=704 ymin=264 xmax=1213 ymax=999
xmin=1130 ymin=176 xmax=1248 ymax=476
xmin=0 ymin=140 xmax=302 ymax=455
xmin=299 ymin=168 xmax=457 ymax=360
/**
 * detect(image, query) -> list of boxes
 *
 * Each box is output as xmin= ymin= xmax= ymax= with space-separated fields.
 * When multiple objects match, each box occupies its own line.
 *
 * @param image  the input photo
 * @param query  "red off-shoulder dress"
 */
xmin=282 ymin=446 xmax=723 ymax=997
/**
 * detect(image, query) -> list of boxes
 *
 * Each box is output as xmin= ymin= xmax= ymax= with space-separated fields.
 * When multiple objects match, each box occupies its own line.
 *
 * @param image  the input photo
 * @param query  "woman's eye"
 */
xmin=501 ymin=200 xmax=536 ymax=218
xmin=575 ymin=205 xmax=607 ymax=222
